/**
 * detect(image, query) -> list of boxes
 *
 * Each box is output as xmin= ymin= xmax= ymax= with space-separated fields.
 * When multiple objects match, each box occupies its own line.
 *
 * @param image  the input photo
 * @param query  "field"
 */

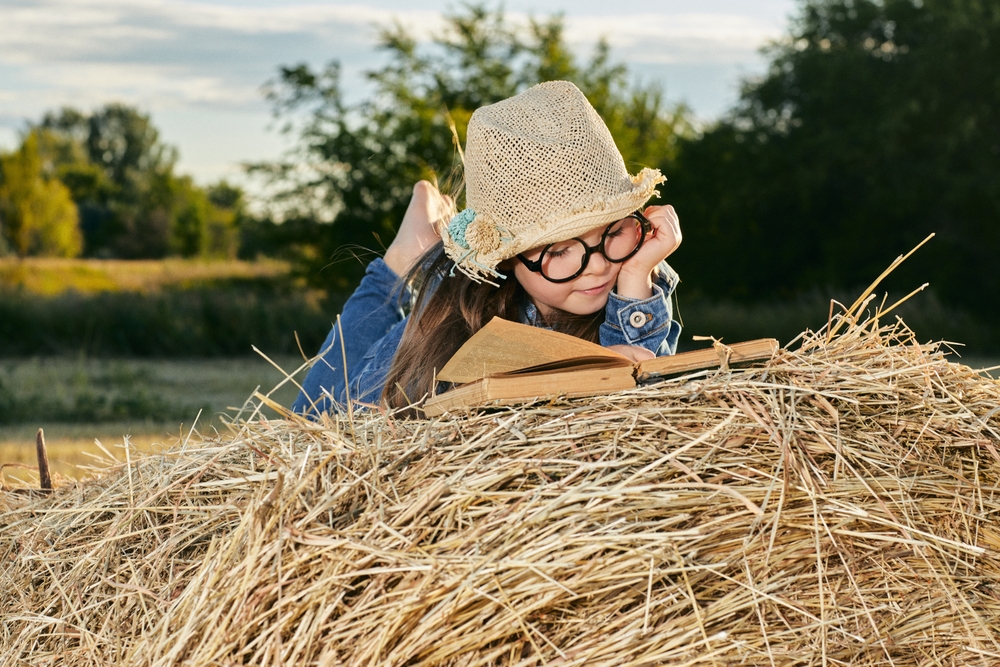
xmin=0 ymin=258 xmax=323 ymax=487
xmin=0 ymin=355 xmax=303 ymax=485
xmin=0 ymin=257 xmax=291 ymax=294
xmin=0 ymin=259 xmax=338 ymax=358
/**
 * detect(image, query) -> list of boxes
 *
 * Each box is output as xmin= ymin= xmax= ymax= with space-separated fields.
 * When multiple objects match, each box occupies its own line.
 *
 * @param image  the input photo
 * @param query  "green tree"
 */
xmin=254 ymin=4 xmax=692 ymax=290
xmin=165 ymin=179 xmax=246 ymax=259
xmin=38 ymin=104 xmax=179 ymax=257
xmin=205 ymin=181 xmax=245 ymax=259
xmin=0 ymin=132 xmax=82 ymax=258
xmin=667 ymin=0 xmax=1000 ymax=319
xmin=169 ymin=176 xmax=212 ymax=258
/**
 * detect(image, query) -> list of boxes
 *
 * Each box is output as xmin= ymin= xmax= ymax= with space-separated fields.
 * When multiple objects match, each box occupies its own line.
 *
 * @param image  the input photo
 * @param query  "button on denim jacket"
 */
xmin=292 ymin=257 xmax=681 ymax=416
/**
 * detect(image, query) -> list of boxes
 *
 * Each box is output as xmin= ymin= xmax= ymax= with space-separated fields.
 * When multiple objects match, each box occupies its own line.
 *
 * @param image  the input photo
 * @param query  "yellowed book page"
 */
xmin=425 ymin=366 xmax=635 ymax=416
xmin=438 ymin=317 xmax=622 ymax=384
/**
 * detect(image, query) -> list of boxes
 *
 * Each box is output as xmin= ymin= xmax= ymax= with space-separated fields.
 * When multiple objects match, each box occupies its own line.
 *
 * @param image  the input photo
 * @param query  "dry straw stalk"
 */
xmin=3 ymin=306 xmax=1000 ymax=666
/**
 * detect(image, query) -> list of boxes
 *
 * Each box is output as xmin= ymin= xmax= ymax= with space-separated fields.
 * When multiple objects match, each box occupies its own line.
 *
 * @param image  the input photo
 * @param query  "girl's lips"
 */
xmin=576 ymin=280 xmax=611 ymax=295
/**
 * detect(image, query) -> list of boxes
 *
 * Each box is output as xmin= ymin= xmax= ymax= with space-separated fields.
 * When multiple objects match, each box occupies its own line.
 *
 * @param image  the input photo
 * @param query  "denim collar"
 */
xmin=519 ymin=300 xmax=551 ymax=329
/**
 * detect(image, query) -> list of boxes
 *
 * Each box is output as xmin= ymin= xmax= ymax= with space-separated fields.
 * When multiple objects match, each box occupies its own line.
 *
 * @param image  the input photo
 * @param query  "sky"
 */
xmin=0 ymin=0 xmax=800 ymax=187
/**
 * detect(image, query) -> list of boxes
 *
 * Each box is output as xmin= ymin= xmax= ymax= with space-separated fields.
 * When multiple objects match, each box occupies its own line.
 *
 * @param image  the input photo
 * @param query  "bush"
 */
xmin=0 ymin=287 xmax=341 ymax=358
xmin=0 ymin=366 xmax=199 ymax=424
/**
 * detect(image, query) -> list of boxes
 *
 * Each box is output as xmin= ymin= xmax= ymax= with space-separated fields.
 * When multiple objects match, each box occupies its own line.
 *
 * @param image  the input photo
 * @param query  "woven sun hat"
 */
xmin=441 ymin=80 xmax=665 ymax=282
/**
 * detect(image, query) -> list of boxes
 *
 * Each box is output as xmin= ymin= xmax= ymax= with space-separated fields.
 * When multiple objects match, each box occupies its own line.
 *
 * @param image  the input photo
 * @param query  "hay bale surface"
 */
xmin=3 ymin=316 xmax=1000 ymax=666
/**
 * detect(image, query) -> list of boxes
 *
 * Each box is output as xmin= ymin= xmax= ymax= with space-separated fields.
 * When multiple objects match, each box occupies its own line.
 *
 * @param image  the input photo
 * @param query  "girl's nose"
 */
xmin=584 ymin=250 xmax=611 ymax=274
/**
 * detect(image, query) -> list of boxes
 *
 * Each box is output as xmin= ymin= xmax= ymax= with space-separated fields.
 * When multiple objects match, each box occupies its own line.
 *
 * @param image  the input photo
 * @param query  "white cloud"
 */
xmin=565 ymin=13 xmax=778 ymax=65
xmin=0 ymin=0 xmax=443 ymax=64
xmin=0 ymin=0 xmax=443 ymax=119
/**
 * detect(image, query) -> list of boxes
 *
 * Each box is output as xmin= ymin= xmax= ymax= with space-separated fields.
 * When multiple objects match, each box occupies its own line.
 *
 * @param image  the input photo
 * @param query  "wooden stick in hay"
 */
xmin=35 ymin=428 xmax=52 ymax=491
xmin=0 ymin=429 xmax=53 ymax=495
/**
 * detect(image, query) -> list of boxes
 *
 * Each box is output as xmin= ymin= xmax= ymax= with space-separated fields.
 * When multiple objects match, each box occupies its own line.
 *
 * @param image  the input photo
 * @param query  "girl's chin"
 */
xmin=534 ymin=296 xmax=608 ymax=317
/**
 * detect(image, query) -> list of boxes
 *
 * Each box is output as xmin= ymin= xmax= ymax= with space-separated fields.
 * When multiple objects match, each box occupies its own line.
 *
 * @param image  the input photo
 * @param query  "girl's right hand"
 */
xmin=384 ymin=181 xmax=453 ymax=276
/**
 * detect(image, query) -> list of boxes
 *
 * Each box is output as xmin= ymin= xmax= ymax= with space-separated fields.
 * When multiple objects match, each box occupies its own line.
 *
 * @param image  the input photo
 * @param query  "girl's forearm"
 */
xmin=615 ymin=267 xmax=654 ymax=301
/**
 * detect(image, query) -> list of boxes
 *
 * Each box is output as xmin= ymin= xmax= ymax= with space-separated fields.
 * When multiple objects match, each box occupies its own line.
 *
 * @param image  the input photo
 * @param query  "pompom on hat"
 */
xmin=441 ymin=80 xmax=665 ymax=282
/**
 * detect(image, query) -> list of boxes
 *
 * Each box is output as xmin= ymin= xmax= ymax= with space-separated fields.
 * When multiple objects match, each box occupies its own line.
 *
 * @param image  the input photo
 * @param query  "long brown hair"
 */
xmin=381 ymin=241 xmax=602 ymax=411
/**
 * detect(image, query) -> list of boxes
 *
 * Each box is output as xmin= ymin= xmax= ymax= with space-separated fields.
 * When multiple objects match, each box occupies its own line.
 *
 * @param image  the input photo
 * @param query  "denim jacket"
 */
xmin=292 ymin=257 xmax=681 ymax=415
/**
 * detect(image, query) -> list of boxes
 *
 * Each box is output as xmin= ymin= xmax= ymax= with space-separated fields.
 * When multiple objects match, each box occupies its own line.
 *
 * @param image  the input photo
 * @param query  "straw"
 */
xmin=3 ymin=307 xmax=1000 ymax=666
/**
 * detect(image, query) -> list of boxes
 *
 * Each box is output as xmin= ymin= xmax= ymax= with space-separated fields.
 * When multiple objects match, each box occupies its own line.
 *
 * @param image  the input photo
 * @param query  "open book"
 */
xmin=423 ymin=317 xmax=778 ymax=416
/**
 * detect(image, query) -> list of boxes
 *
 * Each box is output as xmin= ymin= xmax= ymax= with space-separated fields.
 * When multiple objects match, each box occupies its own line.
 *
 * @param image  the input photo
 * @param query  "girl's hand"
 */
xmin=384 ymin=181 xmax=454 ymax=276
xmin=615 ymin=205 xmax=682 ymax=300
xmin=606 ymin=344 xmax=655 ymax=363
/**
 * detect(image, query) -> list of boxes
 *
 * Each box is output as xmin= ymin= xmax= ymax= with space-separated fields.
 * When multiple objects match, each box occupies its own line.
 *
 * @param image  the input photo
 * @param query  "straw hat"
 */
xmin=441 ymin=80 xmax=665 ymax=282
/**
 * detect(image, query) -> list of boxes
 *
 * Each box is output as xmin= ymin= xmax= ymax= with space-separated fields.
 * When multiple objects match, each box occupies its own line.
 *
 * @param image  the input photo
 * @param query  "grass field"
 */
xmin=0 ymin=257 xmax=292 ymax=295
xmin=0 ymin=355 xmax=305 ymax=486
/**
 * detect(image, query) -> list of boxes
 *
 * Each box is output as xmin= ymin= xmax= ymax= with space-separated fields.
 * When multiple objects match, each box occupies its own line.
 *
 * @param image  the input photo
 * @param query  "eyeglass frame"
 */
xmin=516 ymin=211 xmax=652 ymax=283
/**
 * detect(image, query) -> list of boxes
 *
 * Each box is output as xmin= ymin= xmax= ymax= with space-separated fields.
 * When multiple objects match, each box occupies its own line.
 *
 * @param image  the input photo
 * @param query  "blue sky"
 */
xmin=0 ymin=0 xmax=799 ymax=187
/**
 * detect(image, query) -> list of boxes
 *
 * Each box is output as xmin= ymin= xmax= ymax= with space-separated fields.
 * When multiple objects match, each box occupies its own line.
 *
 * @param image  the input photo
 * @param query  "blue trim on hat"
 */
xmin=447 ymin=208 xmax=476 ymax=249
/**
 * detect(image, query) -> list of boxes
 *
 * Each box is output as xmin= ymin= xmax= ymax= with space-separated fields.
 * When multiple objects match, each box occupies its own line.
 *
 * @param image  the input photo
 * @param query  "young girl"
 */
xmin=293 ymin=80 xmax=682 ymax=416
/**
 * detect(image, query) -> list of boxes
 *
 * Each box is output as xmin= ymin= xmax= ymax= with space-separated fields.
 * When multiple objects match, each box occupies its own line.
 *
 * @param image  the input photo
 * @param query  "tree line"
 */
xmin=666 ymin=0 xmax=1000 ymax=321
xmin=4 ymin=0 xmax=997 ymax=334
xmin=0 ymin=105 xmax=245 ymax=260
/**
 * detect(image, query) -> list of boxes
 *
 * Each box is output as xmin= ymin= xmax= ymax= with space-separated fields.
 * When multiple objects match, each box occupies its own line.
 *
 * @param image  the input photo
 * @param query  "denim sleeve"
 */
xmin=292 ymin=258 xmax=409 ymax=416
xmin=599 ymin=261 xmax=681 ymax=356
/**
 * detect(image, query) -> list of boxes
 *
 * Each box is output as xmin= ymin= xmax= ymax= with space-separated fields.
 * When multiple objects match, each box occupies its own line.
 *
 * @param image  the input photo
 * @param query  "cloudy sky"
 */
xmin=0 ymin=0 xmax=799 ymax=186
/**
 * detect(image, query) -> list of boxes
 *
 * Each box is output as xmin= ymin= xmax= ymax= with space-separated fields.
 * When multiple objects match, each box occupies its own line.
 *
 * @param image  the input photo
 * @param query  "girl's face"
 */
xmin=511 ymin=224 xmax=623 ymax=317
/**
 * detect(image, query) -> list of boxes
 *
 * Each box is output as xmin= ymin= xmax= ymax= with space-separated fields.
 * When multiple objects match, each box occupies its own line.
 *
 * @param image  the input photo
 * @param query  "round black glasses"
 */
xmin=516 ymin=211 xmax=651 ymax=283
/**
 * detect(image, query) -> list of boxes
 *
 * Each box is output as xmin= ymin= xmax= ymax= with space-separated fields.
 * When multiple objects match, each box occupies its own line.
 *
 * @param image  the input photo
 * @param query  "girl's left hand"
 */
xmin=384 ymin=181 xmax=454 ymax=276
xmin=616 ymin=205 xmax=682 ymax=299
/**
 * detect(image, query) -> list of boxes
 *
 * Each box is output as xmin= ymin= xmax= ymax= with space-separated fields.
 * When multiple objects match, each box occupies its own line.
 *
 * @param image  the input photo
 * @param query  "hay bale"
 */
xmin=3 ymin=314 xmax=1000 ymax=666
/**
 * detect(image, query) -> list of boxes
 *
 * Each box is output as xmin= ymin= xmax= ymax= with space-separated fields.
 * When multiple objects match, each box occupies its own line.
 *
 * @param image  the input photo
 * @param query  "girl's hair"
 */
xmin=381 ymin=241 xmax=602 ymax=411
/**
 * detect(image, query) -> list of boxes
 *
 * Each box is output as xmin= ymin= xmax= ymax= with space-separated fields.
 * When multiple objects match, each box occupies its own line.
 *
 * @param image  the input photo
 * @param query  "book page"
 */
xmin=497 ymin=356 xmax=628 ymax=377
xmin=438 ymin=317 xmax=624 ymax=384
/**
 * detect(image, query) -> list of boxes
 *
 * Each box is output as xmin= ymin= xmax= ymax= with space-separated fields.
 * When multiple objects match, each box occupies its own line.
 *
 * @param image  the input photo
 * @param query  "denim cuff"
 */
xmin=607 ymin=283 xmax=674 ymax=345
xmin=598 ymin=260 xmax=680 ymax=354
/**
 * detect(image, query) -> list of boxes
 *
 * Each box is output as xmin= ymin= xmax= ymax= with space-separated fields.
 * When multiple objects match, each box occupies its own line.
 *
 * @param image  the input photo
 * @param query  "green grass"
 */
xmin=0 ymin=355 xmax=307 ymax=484
xmin=0 ymin=257 xmax=291 ymax=295
xmin=0 ymin=285 xmax=339 ymax=357
xmin=0 ymin=257 xmax=340 ymax=358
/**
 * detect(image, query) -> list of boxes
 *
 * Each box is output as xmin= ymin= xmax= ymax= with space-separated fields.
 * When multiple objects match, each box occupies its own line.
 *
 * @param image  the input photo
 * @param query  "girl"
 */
xmin=293 ymin=80 xmax=682 ymax=416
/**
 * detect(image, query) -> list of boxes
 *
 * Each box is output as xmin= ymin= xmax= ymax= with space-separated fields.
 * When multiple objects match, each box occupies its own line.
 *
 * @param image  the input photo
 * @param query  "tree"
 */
xmin=254 ymin=4 xmax=692 ymax=290
xmin=37 ymin=104 xmax=179 ymax=257
xmin=169 ymin=176 xmax=212 ymax=258
xmin=205 ymin=181 xmax=245 ymax=259
xmin=0 ymin=131 xmax=82 ymax=258
xmin=30 ymin=104 xmax=246 ymax=260
xmin=666 ymin=0 xmax=1000 ymax=319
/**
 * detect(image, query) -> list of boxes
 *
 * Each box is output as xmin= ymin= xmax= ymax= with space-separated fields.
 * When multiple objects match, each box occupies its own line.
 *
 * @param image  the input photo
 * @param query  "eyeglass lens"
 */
xmin=538 ymin=216 xmax=643 ymax=281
